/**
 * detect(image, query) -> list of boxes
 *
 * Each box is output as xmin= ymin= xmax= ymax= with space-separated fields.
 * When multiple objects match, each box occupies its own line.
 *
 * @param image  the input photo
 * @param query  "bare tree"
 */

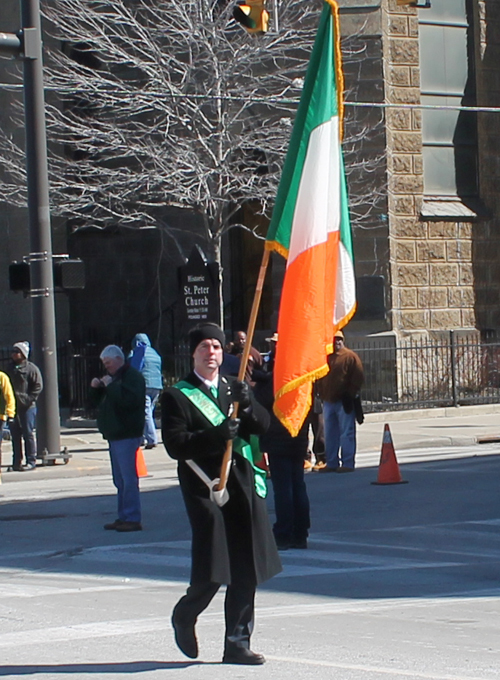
xmin=0 ymin=0 xmax=386 ymax=287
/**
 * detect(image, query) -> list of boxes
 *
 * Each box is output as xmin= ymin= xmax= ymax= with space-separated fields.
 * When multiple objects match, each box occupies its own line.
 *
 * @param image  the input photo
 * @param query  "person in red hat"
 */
xmin=314 ymin=330 xmax=364 ymax=473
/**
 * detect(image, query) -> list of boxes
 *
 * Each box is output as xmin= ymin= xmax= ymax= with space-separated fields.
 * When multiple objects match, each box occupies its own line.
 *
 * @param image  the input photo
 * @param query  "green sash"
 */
xmin=174 ymin=380 xmax=267 ymax=498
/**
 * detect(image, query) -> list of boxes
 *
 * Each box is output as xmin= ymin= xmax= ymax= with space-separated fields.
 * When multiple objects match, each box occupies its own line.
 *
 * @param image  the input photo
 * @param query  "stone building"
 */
xmin=1 ymin=0 xmax=499 ymax=363
xmin=345 ymin=0 xmax=499 ymax=343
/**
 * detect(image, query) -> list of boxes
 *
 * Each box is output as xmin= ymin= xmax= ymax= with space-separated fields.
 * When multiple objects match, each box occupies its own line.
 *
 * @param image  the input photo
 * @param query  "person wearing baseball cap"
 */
xmin=6 ymin=341 xmax=43 ymax=471
xmin=315 ymin=329 xmax=364 ymax=473
xmin=161 ymin=322 xmax=281 ymax=665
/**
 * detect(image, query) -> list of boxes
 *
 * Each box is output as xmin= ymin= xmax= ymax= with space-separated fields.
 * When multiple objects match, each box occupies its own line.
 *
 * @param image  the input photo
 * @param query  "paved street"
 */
xmin=1 ymin=426 xmax=500 ymax=679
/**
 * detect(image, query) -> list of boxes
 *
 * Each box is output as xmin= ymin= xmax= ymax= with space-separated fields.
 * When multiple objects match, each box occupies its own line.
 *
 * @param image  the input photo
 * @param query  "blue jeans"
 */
xmin=144 ymin=388 xmax=160 ymax=445
xmin=268 ymin=454 xmax=310 ymax=544
xmin=323 ymin=400 xmax=356 ymax=468
xmin=108 ymin=437 xmax=142 ymax=523
xmin=10 ymin=406 xmax=37 ymax=468
xmin=0 ymin=419 xmax=5 ymax=465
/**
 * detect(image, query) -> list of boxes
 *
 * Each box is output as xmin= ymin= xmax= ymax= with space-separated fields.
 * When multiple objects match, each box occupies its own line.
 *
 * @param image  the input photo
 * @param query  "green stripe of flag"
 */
xmin=266 ymin=1 xmax=340 ymax=254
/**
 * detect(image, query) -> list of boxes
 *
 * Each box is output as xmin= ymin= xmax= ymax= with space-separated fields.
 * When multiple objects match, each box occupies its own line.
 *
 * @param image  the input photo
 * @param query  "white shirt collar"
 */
xmin=194 ymin=369 xmax=219 ymax=391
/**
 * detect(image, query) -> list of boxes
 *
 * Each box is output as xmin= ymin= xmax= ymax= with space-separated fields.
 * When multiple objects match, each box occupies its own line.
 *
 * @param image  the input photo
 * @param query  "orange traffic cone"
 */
xmin=371 ymin=424 xmax=408 ymax=485
xmin=136 ymin=447 xmax=149 ymax=478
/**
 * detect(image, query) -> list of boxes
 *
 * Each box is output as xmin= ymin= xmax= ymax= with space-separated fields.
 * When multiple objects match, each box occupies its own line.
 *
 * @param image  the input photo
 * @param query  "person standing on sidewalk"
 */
xmin=90 ymin=345 xmax=145 ymax=532
xmin=0 ymin=370 xmax=16 ymax=472
xmin=128 ymin=333 xmax=162 ymax=449
xmin=315 ymin=330 xmax=364 ymax=473
xmin=6 ymin=342 xmax=43 ymax=471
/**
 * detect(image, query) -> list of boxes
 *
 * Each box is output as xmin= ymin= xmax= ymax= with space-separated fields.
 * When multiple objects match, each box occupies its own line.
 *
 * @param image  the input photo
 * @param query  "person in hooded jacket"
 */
xmin=6 ymin=341 xmax=43 ymax=471
xmin=129 ymin=333 xmax=163 ymax=449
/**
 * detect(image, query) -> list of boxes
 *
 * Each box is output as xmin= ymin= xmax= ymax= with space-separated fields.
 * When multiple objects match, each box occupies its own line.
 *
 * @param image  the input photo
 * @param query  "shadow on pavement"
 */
xmin=0 ymin=661 xmax=210 ymax=675
xmin=1 ymin=451 xmax=500 ymax=602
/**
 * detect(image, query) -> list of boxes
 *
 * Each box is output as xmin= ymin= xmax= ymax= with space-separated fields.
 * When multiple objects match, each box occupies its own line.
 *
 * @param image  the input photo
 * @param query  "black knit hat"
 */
xmin=189 ymin=323 xmax=226 ymax=355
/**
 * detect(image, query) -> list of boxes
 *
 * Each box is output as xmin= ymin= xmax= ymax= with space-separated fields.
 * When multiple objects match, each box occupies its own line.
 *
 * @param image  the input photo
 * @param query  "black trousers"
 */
xmin=268 ymin=453 xmax=310 ymax=544
xmin=173 ymin=581 xmax=255 ymax=652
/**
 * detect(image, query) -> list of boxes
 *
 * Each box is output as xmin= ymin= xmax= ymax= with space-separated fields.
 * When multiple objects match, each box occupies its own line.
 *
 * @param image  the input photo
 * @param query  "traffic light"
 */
xmin=9 ymin=262 xmax=31 ymax=292
xmin=233 ymin=0 xmax=269 ymax=34
xmin=53 ymin=259 xmax=86 ymax=289
xmin=9 ymin=259 xmax=85 ymax=293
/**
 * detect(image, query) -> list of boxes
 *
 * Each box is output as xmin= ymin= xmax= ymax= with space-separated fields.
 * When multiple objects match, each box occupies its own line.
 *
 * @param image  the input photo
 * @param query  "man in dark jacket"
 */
xmin=6 ymin=341 xmax=43 ymax=471
xmin=161 ymin=323 xmax=281 ymax=665
xmin=90 ymin=345 xmax=145 ymax=532
xmin=253 ymin=335 xmax=310 ymax=551
xmin=315 ymin=330 xmax=364 ymax=472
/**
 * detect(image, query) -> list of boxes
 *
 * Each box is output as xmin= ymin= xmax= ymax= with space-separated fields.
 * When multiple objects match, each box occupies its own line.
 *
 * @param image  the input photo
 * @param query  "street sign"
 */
xmin=178 ymin=245 xmax=219 ymax=329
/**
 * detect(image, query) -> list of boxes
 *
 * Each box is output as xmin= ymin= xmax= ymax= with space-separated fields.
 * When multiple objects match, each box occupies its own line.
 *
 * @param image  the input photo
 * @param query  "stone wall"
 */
xmin=473 ymin=0 xmax=500 ymax=332
xmin=340 ymin=2 xmax=390 ymax=335
xmin=383 ymin=0 xmax=477 ymax=338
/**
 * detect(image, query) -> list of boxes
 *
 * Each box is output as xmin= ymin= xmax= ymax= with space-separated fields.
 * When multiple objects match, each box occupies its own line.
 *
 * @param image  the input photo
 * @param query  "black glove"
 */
xmin=231 ymin=380 xmax=251 ymax=409
xmin=354 ymin=395 xmax=364 ymax=425
xmin=217 ymin=417 xmax=241 ymax=441
xmin=341 ymin=393 xmax=354 ymax=414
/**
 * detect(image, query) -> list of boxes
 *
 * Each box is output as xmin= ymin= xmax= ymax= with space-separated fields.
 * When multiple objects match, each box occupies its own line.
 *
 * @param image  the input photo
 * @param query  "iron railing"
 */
xmin=349 ymin=332 xmax=500 ymax=412
xmin=1 ymin=332 xmax=500 ymax=418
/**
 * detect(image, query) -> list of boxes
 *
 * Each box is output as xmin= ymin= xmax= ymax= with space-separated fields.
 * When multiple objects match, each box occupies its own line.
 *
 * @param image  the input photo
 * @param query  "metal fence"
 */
xmin=1 ymin=333 xmax=500 ymax=418
xmin=0 ymin=341 xmax=102 ymax=420
xmin=349 ymin=332 xmax=500 ymax=412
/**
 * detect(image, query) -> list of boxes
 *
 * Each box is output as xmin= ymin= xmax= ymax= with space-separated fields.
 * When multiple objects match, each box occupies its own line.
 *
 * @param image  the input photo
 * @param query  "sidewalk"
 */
xmin=1 ymin=404 xmax=500 ymax=481
xmin=360 ymin=403 xmax=500 ymax=452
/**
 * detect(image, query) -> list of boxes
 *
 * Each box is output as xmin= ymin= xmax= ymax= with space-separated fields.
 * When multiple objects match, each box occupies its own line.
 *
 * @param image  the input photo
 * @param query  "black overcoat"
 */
xmin=161 ymin=372 xmax=282 ymax=587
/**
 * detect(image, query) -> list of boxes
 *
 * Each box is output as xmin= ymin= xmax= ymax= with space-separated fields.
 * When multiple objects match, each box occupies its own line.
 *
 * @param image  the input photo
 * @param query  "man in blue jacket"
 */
xmin=129 ymin=333 xmax=162 ymax=449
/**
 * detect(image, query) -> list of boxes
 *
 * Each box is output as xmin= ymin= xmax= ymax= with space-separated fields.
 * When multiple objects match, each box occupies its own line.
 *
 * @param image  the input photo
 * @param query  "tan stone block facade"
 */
xmin=417 ymin=242 xmax=446 ymax=262
xmin=346 ymin=1 xmax=499 ymax=341
xmin=383 ymin=1 xmax=476 ymax=337
xmin=418 ymin=288 xmax=447 ymax=309
xmin=430 ymin=310 xmax=462 ymax=330
xmin=395 ymin=242 xmax=415 ymax=262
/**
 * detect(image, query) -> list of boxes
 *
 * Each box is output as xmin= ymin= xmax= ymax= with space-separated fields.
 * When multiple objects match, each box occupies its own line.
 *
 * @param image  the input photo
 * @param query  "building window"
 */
xmin=418 ymin=0 xmax=477 ymax=198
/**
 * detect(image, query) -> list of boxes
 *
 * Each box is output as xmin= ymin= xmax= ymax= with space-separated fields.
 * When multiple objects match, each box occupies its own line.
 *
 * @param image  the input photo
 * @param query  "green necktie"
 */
xmin=210 ymin=385 xmax=218 ymax=399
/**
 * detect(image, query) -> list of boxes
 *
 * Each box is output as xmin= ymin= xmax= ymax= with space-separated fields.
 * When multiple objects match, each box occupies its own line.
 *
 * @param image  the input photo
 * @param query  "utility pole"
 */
xmin=1 ymin=0 xmax=61 ymax=459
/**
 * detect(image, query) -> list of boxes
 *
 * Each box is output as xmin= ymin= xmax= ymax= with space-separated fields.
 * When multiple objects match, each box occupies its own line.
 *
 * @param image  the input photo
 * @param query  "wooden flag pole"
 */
xmin=217 ymin=246 xmax=271 ymax=492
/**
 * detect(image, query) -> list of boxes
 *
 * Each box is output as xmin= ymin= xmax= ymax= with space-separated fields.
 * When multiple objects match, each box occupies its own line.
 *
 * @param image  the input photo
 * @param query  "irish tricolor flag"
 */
xmin=265 ymin=0 xmax=356 ymax=436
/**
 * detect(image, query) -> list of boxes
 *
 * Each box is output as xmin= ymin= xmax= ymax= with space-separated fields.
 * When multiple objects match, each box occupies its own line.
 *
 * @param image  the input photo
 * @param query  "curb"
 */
xmin=364 ymin=403 xmax=500 ymax=423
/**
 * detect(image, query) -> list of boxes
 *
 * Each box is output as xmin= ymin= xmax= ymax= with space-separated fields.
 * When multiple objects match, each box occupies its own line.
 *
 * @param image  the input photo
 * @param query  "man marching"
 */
xmin=161 ymin=323 xmax=281 ymax=665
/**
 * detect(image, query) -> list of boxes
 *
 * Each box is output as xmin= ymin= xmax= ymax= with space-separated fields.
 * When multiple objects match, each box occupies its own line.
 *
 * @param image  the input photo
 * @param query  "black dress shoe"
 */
xmin=115 ymin=521 xmax=142 ymax=532
xmin=171 ymin=614 xmax=198 ymax=659
xmin=103 ymin=519 xmax=124 ymax=530
xmin=222 ymin=648 xmax=265 ymax=665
